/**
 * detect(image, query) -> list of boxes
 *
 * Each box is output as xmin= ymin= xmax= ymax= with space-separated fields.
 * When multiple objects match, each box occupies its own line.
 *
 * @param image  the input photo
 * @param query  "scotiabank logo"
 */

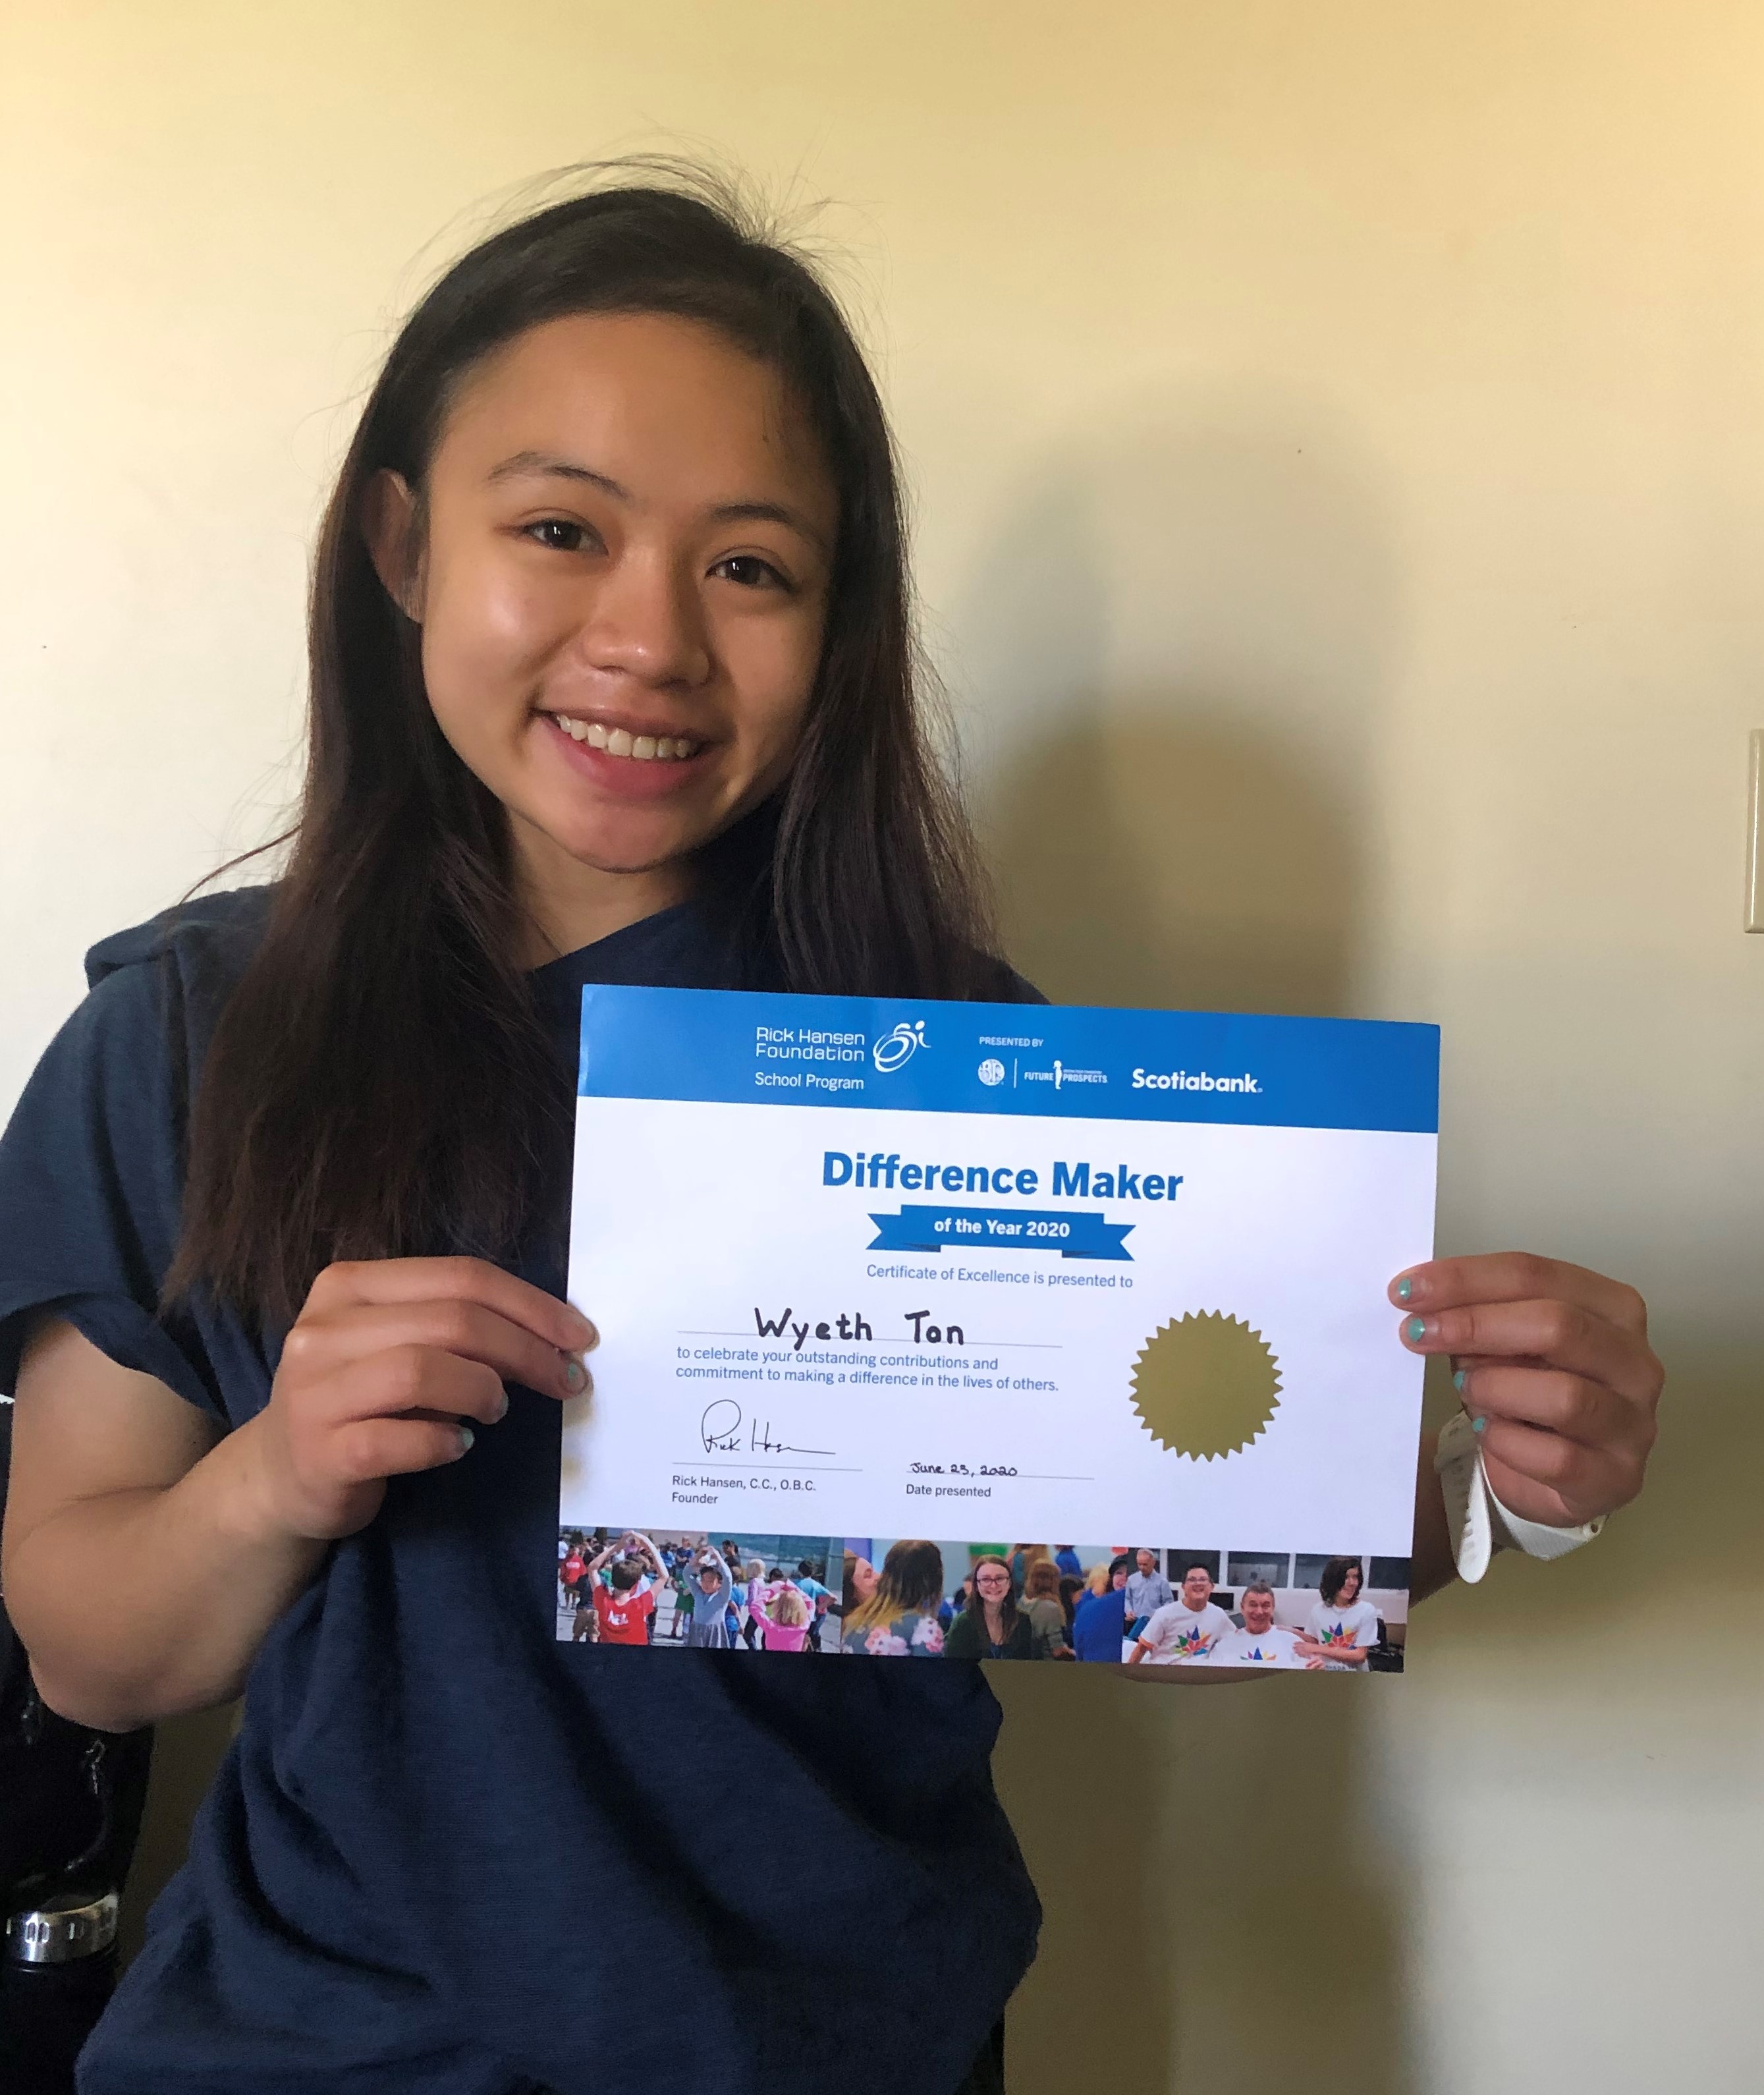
xmin=1132 ymin=1066 xmax=1262 ymax=1096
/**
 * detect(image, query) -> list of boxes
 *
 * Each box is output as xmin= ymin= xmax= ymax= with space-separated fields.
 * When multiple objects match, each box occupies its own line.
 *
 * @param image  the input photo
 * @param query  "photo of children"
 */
xmin=555 ymin=1532 xmax=1409 ymax=1669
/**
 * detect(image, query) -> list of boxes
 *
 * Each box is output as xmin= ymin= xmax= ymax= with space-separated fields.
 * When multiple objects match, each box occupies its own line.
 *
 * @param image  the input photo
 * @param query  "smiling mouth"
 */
xmin=545 ymin=712 xmax=702 ymax=763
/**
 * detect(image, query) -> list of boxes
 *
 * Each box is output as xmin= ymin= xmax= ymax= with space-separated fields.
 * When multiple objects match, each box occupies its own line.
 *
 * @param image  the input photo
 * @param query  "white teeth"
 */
xmin=549 ymin=715 xmax=698 ymax=760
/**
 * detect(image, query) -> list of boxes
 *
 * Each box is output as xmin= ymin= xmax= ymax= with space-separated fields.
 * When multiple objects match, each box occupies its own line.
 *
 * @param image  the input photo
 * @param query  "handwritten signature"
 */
xmin=699 ymin=1401 xmax=835 ymax=1459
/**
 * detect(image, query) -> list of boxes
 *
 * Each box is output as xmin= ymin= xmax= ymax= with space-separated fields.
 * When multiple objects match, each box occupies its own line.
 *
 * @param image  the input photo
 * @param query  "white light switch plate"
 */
xmin=1750 ymin=731 xmax=1763 ymax=933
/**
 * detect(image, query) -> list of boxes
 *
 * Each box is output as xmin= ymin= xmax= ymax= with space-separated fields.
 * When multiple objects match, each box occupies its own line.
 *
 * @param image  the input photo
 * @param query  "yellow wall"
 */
xmin=5 ymin=3 xmax=1763 ymax=2086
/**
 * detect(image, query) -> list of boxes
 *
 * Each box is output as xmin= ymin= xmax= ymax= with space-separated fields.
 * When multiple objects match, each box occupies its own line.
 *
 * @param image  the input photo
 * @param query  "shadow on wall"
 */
xmin=951 ymin=394 xmax=1405 ymax=1019
xmin=991 ymin=1667 xmax=1411 ymax=2095
xmin=986 ymin=712 xmax=1362 ymax=1017
xmin=118 ymin=1702 xmax=236 ymax=1962
xmin=959 ymin=400 xmax=1415 ymax=2091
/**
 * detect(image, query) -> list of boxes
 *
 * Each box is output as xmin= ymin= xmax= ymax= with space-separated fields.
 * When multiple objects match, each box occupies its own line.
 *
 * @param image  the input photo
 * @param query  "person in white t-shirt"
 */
xmin=1207 ymin=1581 xmax=1323 ymax=1669
xmin=1297 ymin=1557 xmax=1382 ymax=1669
xmin=1128 ymin=1562 xmax=1233 ymax=1664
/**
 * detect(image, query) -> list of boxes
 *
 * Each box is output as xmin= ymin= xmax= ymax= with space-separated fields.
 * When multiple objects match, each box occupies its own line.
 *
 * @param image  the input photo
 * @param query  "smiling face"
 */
xmin=973 ymin=1563 xmax=1013 ymax=1608
xmin=1242 ymin=1587 xmax=1277 ymax=1635
xmin=1339 ymin=1564 xmax=1362 ymax=1604
xmin=370 ymin=311 xmax=839 ymax=951
xmin=1180 ymin=1567 xmax=1214 ymax=1610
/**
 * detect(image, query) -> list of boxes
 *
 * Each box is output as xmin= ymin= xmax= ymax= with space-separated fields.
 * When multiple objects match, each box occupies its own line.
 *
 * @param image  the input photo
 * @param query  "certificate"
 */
xmin=558 ymin=988 xmax=1437 ymax=1672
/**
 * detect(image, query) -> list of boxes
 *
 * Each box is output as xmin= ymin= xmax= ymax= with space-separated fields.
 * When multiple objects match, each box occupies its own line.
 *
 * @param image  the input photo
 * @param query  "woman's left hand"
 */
xmin=1392 ymin=1254 xmax=1663 ymax=1528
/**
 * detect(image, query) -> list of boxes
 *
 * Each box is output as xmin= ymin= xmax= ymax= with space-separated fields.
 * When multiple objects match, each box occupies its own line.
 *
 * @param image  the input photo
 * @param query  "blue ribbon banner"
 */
xmin=868 ymin=1204 xmax=1135 ymax=1261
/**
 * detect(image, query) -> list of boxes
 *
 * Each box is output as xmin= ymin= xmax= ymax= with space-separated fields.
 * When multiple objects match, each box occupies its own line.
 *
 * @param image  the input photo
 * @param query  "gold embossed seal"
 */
xmin=1130 ymin=1312 xmax=1282 ymax=1461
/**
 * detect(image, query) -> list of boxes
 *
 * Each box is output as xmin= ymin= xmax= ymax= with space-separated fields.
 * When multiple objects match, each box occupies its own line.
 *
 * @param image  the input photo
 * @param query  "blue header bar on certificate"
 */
xmin=578 ymin=987 xmax=1439 ymax=1135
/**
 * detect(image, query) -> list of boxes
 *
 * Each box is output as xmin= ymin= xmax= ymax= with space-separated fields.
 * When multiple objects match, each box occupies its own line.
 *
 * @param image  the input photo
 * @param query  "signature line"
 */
xmin=673 ymin=1460 xmax=864 ymax=1472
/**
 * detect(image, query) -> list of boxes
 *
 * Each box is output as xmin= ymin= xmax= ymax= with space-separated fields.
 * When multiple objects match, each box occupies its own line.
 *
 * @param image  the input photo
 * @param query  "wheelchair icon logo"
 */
xmin=871 ymin=1020 xmax=928 ymax=1073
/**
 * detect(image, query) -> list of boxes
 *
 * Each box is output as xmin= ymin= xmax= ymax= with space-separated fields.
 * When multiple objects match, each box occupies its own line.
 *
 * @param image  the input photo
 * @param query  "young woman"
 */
xmin=1020 ymin=1557 xmax=1072 ymax=1660
xmin=0 ymin=175 xmax=1662 ymax=2095
xmin=840 ymin=1538 xmax=949 ymax=1656
xmin=945 ymin=1555 xmax=1037 ymax=1662
xmin=1299 ymin=1556 xmax=1383 ymax=1670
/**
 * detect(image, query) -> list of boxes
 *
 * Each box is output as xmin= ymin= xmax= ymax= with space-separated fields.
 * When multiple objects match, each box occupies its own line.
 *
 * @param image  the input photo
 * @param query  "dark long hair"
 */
xmin=1319 ymin=1556 xmax=1364 ymax=1606
xmin=171 ymin=170 xmax=996 ymax=1322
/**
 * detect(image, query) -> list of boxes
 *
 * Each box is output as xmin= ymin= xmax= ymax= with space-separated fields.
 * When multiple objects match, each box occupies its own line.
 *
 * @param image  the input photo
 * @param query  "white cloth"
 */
xmin=1435 ymin=1409 xmax=1605 ymax=1583
xmin=1138 ymin=1599 xmax=1233 ymax=1662
xmin=1304 ymin=1597 xmax=1381 ymax=1667
xmin=1208 ymin=1624 xmax=1306 ymax=1668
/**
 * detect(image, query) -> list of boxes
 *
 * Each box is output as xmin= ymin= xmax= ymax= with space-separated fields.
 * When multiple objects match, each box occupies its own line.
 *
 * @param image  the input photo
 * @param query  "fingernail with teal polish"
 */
xmin=1452 ymin=1368 xmax=1466 ymax=1392
xmin=563 ymin=1356 xmax=588 ymax=1394
xmin=458 ymin=1426 xmax=475 ymax=1453
xmin=1471 ymin=1416 xmax=1487 ymax=1435
xmin=1405 ymin=1317 xmax=1427 ymax=1343
xmin=1396 ymin=1276 xmax=1412 ymax=1302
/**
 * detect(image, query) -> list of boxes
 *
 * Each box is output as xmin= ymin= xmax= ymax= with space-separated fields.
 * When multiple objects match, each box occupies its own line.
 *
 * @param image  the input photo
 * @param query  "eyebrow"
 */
xmin=485 ymin=450 xmax=830 ymax=553
xmin=487 ymin=451 xmax=629 ymax=498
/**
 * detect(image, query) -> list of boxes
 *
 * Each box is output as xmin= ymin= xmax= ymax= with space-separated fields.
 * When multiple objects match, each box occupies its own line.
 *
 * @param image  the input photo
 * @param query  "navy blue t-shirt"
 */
xmin=0 ymin=889 xmax=1042 ymax=2095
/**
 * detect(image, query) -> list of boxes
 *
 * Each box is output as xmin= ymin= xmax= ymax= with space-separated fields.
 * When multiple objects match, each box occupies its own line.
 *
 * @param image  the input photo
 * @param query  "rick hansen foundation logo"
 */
xmin=872 ymin=1020 xmax=928 ymax=1073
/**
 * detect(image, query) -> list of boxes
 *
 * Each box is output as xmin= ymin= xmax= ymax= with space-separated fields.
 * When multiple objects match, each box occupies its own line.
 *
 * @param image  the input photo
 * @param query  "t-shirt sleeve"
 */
xmin=0 ymin=957 xmax=223 ymax=1417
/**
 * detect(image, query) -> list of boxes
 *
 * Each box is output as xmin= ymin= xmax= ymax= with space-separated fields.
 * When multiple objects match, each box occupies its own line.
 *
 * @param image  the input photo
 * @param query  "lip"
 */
xmin=535 ymin=710 xmax=715 ymax=800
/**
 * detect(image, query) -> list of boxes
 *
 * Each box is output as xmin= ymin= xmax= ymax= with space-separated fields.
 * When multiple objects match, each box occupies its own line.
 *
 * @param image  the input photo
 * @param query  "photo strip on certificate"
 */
xmin=559 ymin=988 xmax=1438 ymax=1675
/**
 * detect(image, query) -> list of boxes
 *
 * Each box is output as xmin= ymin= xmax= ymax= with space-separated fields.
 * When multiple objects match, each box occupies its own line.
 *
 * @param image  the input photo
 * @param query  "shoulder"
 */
xmin=70 ymin=885 xmax=275 ymax=1073
xmin=7 ymin=887 xmax=274 ymax=1147
xmin=84 ymin=883 xmax=274 ymax=1001
xmin=963 ymin=953 xmax=1049 ymax=1007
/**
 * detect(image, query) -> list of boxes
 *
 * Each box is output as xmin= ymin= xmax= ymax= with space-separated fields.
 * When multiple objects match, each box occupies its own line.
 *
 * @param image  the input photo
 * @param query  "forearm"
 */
xmin=9 ymin=1414 xmax=325 ymax=1730
xmin=1120 ymin=1659 xmax=1269 ymax=1686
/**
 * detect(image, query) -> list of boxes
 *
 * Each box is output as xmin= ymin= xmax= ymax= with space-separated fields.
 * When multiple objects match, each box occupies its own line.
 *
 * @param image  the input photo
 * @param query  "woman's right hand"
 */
xmin=248 ymin=1257 xmax=595 ymax=1542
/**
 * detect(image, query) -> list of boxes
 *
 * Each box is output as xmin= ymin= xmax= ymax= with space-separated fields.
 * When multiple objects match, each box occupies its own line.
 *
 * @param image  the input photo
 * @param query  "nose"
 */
xmin=576 ymin=545 xmax=712 ymax=690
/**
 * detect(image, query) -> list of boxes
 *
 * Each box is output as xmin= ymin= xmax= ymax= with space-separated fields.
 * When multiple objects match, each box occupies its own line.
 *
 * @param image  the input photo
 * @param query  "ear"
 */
xmin=361 ymin=469 xmax=426 ymax=622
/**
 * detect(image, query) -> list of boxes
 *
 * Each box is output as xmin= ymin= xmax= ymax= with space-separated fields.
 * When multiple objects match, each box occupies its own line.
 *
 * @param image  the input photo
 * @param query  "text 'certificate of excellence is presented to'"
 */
xmin=558 ymin=988 xmax=1439 ymax=1674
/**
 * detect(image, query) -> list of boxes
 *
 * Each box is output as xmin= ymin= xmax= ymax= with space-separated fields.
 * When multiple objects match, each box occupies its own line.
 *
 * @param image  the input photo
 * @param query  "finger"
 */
xmin=329 ymin=1414 xmax=476 ymax=1484
xmin=285 ymin=1299 xmax=588 ymax=1403
xmin=306 ymin=1257 xmax=597 ymax=1355
xmin=1452 ymin=1364 xmax=1645 ymax=1455
xmin=1479 ymin=1420 xmax=1643 ymax=1526
xmin=1390 ymin=1253 xmax=1647 ymax=1335
xmin=1398 ymin=1297 xmax=1657 ymax=1401
xmin=319 ymin=1346 xmax=515 ymax=1430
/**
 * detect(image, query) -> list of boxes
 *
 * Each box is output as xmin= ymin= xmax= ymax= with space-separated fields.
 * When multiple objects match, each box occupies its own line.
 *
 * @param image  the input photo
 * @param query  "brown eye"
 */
xmin=527 ymin=518 xmax=591 ymax=552
xmin=713 ymin=554 xmax=788 ymax=591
